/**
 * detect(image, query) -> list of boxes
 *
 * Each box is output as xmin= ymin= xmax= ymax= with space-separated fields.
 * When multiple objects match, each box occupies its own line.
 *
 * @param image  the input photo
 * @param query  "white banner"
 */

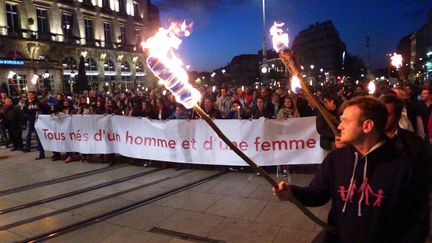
xmin=35 ymin=115 xmax=324 ymax=166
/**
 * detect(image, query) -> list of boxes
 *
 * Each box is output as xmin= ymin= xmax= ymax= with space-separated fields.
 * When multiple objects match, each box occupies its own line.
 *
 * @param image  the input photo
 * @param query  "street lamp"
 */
xmin=260 ymin=0 xmax=268 ymax=83
xmin=262 ymin=0 xmax=267 ymax=63
xmin=69 ymin=70 xmax=76 ymax=93
xmin=43 ymin=70 xmax=50 ymax=79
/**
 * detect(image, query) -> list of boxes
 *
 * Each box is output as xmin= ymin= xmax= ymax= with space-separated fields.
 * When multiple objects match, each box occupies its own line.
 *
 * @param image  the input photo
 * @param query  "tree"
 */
xmin=74 ymin=56 xmax=88 ymax=93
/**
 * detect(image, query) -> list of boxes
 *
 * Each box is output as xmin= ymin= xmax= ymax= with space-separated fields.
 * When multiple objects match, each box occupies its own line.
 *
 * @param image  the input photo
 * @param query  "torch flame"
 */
xmin=368 ymin=80 xmax=376 ymax=95
xmin=31 ymin=74 xmax=38 ymax=85
xmin=290 ymin=76 xmax=301 ymax=94
xmin=390 ymin=53 xmax=402 ymax=69
xmin=142 ymin=21 xmax=200 ymax=109
xmin=270 ymin=22 xmax=289 ymax=52
xmin=8 ymin=71 xmax=16 ymax=79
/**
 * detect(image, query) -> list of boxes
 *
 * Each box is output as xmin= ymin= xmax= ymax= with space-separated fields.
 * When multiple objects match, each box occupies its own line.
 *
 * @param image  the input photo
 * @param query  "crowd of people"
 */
xmin=0 ymin=82 xmax=431 ymax=161
xmin=1 ymin=79 xmax=432 ymax=241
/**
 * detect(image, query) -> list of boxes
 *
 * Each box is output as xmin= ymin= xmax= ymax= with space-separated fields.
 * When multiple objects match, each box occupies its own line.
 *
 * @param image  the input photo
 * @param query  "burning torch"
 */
xmin=269 ymin=22 xmax=340 ymax=234
xmin=270 ymin=22 xmax=338 ymax=136
xmin=142 ymin=21 xmax=277 ymax=188
xmin=143 ymin=21 xmax=338 ymax=235
xmin=390 ymin=53 xmax=405 ymax=87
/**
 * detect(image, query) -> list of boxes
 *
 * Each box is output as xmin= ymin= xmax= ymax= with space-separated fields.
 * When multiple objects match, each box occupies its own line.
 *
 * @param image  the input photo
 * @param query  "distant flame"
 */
xmin=390 ymin=53 xmax=402 ymax=69
xmin=290 ymin=76 xmax=301 ymax=93
xmin=368 ymin=80 xmax=376 ymax=94
xmin=270 ymin=22 xmax=289 ymax=52
xmin=31 ymin=74 xmax=38 ymax=85
xmin=8 ymin=71 xmax=16 ymax=79
xmin=142 ymin=21 xmax=200 ymax=109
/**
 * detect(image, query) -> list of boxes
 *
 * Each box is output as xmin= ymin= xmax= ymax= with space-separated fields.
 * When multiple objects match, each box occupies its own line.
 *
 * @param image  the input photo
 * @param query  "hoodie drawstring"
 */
xmin=342 ymin=141 xmax=385 ymax=216
xmin=357 ymin=156 xmax=368 ymax=216
xmin=342 ymin=152 xmax=359 ymax=213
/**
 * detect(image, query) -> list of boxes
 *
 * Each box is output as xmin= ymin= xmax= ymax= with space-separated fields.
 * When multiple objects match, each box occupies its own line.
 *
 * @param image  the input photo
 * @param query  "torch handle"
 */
xmin=192 ymin=105 xmax=339 ymax=235
xmin=192 ymin=105 xmax=278 ymax=188
xmin=279 ymin=50 xmax=339 ymax=136
xmin=398 ymin=69 xmax=407 ymax=89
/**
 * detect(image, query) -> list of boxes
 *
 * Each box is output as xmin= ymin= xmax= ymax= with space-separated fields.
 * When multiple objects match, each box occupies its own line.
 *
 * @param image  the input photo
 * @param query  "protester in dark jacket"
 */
xmin=274 ymin=96 xmax=429 ymax=243
xmin=3 ymin=97 xmax=23 ymax=150
xmin=380 ymin=94 xmax=432 ymax=193
xmin=202 ymin=96 xmax=222 ymax=119
xmin=249 ymin=97 xmax=272 ymax=119
xmin=153 ymin=97 xmax=171 ymax=120
xmin=316 ymin=92 xmax=340 ymax=153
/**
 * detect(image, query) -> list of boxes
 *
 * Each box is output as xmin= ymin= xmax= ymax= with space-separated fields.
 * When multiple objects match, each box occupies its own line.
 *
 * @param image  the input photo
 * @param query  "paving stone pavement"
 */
xmin=0 ymin=148 xmax=431 ymax=243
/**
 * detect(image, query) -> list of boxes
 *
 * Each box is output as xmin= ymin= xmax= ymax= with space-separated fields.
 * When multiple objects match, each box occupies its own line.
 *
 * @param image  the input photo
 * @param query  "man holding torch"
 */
xmin=274 ymin=96 xmax=429 ymax=242
xmin=271 ymin=23 xmax=428 ymax=242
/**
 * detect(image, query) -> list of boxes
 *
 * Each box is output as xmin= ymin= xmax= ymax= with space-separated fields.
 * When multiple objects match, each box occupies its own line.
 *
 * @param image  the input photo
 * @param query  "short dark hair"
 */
xmin=379 ymin=95 xmax=405 ymax=116
xmin=341 ymin=96 xmax=388 ymax=133
xmin=421 ymin=87 xmax=431 ymax=93
xmin=322 ymin=91 xmax=337 ymax=101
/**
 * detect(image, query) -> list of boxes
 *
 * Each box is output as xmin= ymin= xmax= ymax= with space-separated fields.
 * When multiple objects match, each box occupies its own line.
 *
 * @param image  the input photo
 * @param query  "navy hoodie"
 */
xmin=290 ymin=141 xmax=429 ymax=243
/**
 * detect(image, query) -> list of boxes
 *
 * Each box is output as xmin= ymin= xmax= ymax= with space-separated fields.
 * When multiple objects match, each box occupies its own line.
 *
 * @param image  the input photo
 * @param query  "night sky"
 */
xmin=152 ymin=0 xmax=431 ymax=72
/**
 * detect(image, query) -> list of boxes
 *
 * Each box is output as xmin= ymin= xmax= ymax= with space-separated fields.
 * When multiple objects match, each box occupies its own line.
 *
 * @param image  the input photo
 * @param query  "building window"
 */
xmin=134 ymin=3 xmax=139 ymax=16
xmin=85 ymin=58 xmax=97 ymax=71
xmin=6 ymin=4 xmax=19 ymax=34
xmin=84 ymin=19 xmax=94 ymax=43
xmin=62 ymin=13 xmax=73 ymax=41
xmin=136 ymin=62 xmax=144 ymax=72
xmin=62 ymin=56 xmax=77 ymax=70
xmin=40 ymin=75 xmax=55 ymax=92
xmin=103 ymin=22 xmax=112 ymax=47
xmin=119 ymin=0 xmax=126 ymax=13
xmin=104 ymin=59 xmax=115 ymax=71
xmin=120 ymin=26 xmax=126 ymax=44
xmin=14 ymin=75 xmax=27 ymax=94
xmin=37 ymin=9 xmax=50 ymax=39
xmin=121 ymin=61 xmax=130 ymax=72
xmin=103 ymin=0 xmax=110 ymax=9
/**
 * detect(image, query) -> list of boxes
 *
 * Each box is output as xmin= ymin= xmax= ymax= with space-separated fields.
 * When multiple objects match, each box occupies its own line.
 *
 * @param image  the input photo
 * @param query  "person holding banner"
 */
xmin=273 ymin=96 xmax=429 ymax=243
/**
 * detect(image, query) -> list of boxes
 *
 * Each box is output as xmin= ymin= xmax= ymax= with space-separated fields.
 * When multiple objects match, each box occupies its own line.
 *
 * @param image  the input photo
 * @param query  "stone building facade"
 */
xmin=0 ymin=0 xmax=159 ymax=94
xmin=292 ymin=20 xmax=346 ymax=76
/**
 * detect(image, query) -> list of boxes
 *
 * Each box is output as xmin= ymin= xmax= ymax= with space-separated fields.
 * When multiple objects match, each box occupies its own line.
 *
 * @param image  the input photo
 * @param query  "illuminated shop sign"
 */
xmin=0 ymin=59 xmax=24 ymax=65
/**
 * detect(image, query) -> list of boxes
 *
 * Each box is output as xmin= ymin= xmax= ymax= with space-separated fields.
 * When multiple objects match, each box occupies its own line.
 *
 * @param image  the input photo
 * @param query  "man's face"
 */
xmin=338 ymin=106 xmax=364 ymax=144
xmin=220 ymin=88 xmax=228 ymax=97
xmin=405 ymin=86 xmax=413 ymax=96
xmin=421 ymin=90 xmax=430 ymax=102
xmin=27 ymin=92 xmax=35 ymax=101
xmin=257 ymin=98 xmax=264 ymax=109
xmin=260 ymin=88 xmax=269 ymax=98
xmin=323 ymin=98 xmax=336 ymax=111
xmin=236 ymin=88 xmax=243 ymax=96
xmin=4 ymin=98 xmax=12 ymax=108
xmin=1 ymin=93 xmax=7 ymax=99
xmin=204 ymin=99 xmax=213 ymax=110
xmin=232 ymin=103 xmax=240 ymax=111
xmin=384 ymin=103 xmax=400 ymax=132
